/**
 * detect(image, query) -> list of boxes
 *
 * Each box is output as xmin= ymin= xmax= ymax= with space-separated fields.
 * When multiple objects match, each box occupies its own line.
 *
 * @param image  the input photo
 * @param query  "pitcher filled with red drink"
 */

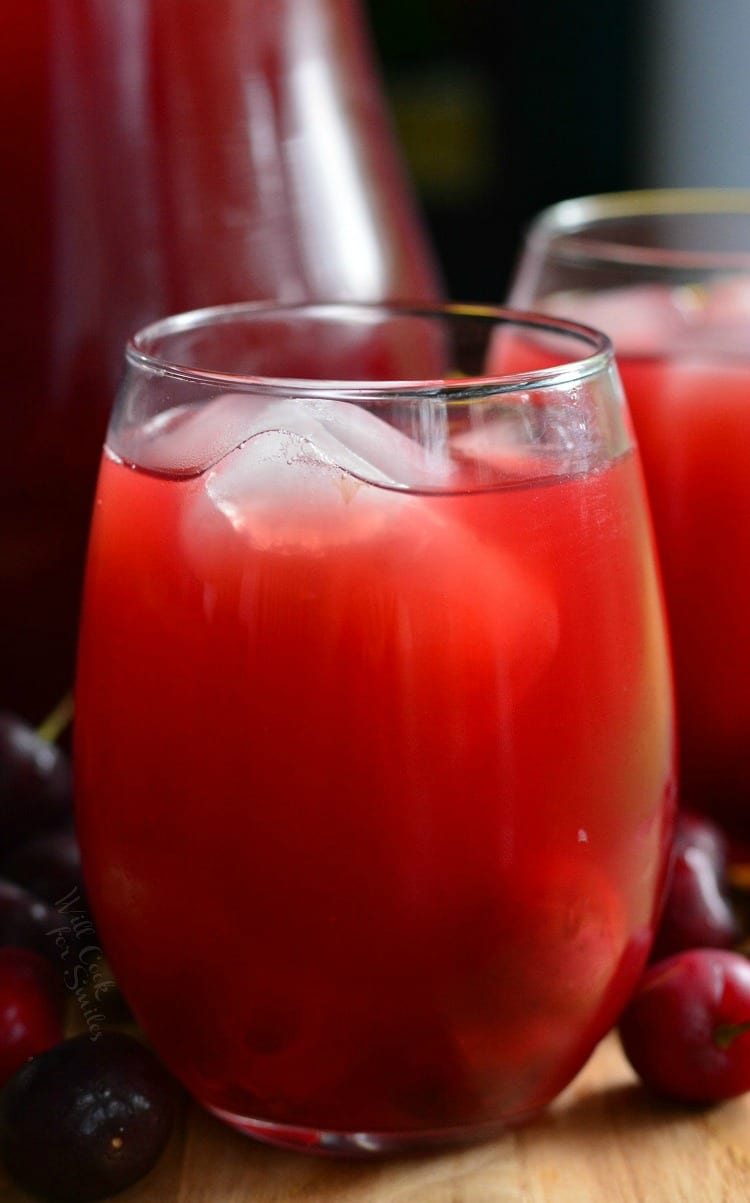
xmin=1 ymin=0 xmax=438 ymax=719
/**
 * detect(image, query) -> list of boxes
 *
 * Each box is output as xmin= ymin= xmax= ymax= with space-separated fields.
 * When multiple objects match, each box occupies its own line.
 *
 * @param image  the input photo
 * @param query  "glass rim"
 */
xmin=526 ymin=188 xmax=750 ymax=272
xmin=126 ymin=300 xmax=614 ymax=400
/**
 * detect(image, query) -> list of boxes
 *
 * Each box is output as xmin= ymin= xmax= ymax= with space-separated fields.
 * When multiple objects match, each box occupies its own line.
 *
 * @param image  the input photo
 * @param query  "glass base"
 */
xmin=206 ymin=1103 xmax=531 ymax=1156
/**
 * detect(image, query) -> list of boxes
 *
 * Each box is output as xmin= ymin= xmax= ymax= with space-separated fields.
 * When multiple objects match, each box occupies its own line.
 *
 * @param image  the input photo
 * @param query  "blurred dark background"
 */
xmin=366 ymin=0 xmax=646 ymax=300
xmin=371 ymin=0 xmax=750 ymax=302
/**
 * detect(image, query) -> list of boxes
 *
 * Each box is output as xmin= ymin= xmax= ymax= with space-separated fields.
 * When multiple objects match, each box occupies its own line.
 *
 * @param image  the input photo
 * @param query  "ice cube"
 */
xmin=672 ymin=275 xmax=750 ymax=356
xmin=541 ymin=285 xmax=692 ymax=355
xmin=177 ymin=392 xmax=559 ymax=705
xmin=116 ymin=393 xmax=274 ymax=475
xmin=702 ymin=274 xmax=750 ymax=324
xmin=122 ymin=389 xmax=454 ymax=489
xmin=451 ymin=409 xmax=535 ymax=482
xmin=179 ymin=391 xmax=451 ymax=562
xmin=182 ymin=430 xmax=558 ymax=711
xmin=450 ymin=405 xmax=592 ymax=485
xmin=201 ymin=426 xmax=404 ymax=553
xmin=268 ymin=395 xmax=453 ymax=490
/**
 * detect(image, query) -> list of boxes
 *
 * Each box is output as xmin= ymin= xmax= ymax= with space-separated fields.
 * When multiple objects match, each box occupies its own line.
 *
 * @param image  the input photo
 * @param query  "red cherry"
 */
xmin=619 ymin=949 xmax=750 ymax=1102
xmin=0 ymin=947 xmax=65 ymax=1086
xmin=674 ymin=811 xmax=729 ymax=875
xmin=650 ymin=812 xmax=739 ymax=961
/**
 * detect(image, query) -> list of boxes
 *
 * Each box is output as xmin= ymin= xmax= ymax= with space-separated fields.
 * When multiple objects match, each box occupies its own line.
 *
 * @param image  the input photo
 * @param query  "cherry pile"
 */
xmin=0 ymin=711 xmax=177 ymax=1200
xmin=618 ymin=810 xmax=750 ymax=1102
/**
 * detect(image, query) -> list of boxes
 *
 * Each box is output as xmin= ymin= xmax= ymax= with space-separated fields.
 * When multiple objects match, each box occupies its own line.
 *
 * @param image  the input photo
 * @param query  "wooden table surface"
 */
xmin=3 ymin=1032 xmax=749 ymax=1202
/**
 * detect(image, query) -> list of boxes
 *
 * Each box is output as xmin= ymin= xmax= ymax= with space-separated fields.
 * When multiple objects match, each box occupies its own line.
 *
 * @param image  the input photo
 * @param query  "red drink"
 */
xmin=622 ymin=353 xmax=750 ymax=837
xmin=75 ymin=307 xmax=674 ymax=1145
xmin=509 ymin=191 xmax=750 ymax=841
xmin=0 ymin=0 xmax=437 ymax=718
xmin=536 ymin=282 xmax=750 ymax=838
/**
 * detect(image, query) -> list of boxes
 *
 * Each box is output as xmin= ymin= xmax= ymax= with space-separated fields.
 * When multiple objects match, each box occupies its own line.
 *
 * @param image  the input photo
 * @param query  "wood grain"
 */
xmin=2 ymin=1034 xmax=749 ymax=1202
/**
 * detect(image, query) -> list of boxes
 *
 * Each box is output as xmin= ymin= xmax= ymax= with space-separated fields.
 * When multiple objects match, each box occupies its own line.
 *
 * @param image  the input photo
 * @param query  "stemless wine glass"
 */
xmin=510 ymin=190 xmax=750 ymax=842
xmin=75 ymin=302 xmax=674 ymax=1154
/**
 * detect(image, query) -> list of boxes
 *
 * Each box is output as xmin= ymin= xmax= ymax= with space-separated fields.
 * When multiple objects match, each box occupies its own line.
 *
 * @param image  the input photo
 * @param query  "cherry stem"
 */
xmin=36 ymin=692 xmax=74 ymax=744
xmin=713 ymin=1019 xmax=750 ymax=1050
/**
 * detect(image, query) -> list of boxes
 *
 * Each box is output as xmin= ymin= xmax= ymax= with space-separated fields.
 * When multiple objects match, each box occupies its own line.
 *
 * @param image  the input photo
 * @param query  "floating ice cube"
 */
xmin=177 ymin=391 xmax=452 ymax=562
xmin=124 ymin=389 xmax=454 ymax=489
xmin=672 ymin=275 xmax=750 ymax=356
xmin=450 ymin=404 xmax=594 ymax=484
xmin=183 ymin=437 xmax=559 ymax=711
xmin=541 ymin=285 xmax=693 ymax=355
xmin=702 ymin=274 xmax=750 ymax=323
xmin=176 ymin=392 xmax=559 ymax=703
xmin=524 ymin=279 xmax=750 ymax=362
xmin=264 ymin=395 xmax=453 ymax=490
xmin=201 ymin=426 xmax=403 ymax=553
xmin=451 ymin=409 xmax=534 ymax=481
xmin=115 ymin=393 xmax=273 ymax=475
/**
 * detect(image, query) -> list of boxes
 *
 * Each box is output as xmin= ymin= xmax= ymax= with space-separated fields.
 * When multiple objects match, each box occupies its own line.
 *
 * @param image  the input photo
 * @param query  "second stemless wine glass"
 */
xmin=75 ymin=302 xmax=674 ymax=1153
xmin=511 ymin=190 xmax=750 ymax=842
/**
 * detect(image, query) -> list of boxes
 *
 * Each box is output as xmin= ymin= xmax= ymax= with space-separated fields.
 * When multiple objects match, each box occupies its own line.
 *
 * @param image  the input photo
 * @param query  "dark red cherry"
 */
xmin=0 ymin=1031 xmax=177 ymax=1201
xmin=0 ymin=713 xmax=72 ymax=850
xmin=1 ymin=825 xmax=83 ymax=907
xmin=0 ymin=878 xmax=66 ymax=964
xmin=650 ymin=813 xmax=739 ymax=960
xmin=674 ymin=811 xmax=729 ymax=876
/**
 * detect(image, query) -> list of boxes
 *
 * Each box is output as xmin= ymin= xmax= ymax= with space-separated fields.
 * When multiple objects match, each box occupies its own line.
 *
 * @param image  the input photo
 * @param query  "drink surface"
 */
xmin=75 ymin=394 xmax=674 ymax=1134
xmin=0 ymin=0 xmax=438 ymax=718
xmin=542 ymin=282 xmax=750 ymax=837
